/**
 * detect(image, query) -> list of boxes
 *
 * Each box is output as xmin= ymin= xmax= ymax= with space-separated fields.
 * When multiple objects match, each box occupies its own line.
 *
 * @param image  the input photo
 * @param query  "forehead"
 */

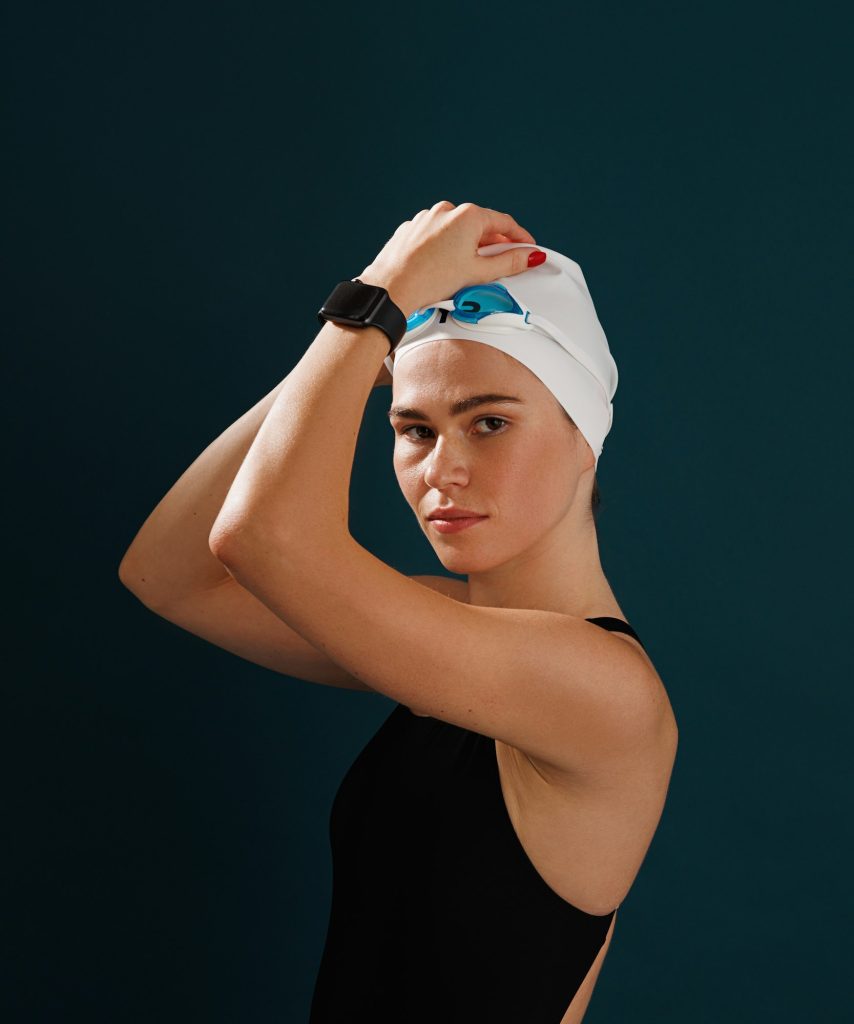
xmin=387 ymin=341 xmax=558 ymax=421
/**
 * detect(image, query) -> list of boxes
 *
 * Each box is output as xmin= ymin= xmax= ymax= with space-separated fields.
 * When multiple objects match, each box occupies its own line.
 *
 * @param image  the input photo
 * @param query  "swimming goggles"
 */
xmin=402 ymin=282 xmax=609 ymax=398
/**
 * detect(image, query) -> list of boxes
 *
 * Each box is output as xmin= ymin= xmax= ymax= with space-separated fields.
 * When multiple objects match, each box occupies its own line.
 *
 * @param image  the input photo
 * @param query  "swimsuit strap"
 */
xmin=585 ymin=616 xmax=646 ymax=651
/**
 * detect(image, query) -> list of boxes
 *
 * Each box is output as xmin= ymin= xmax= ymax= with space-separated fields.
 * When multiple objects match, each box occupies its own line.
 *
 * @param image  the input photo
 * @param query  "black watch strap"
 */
xmin=317 ymin=278 xmax=408 ymax=355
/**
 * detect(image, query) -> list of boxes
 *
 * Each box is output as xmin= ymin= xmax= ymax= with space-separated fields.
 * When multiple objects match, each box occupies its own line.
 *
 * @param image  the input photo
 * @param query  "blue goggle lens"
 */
xmin=405 ymin=283 xmax=524 ymax=333
xmin=451 ymin=283 xmax=523 ymax=322
xmin=405 ymin=307 xmax=436 ymax=332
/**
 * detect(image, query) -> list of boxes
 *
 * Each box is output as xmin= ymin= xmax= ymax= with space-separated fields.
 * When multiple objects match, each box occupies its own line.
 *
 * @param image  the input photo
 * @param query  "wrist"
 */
xmin=356 ymin=268 xmax=416 ymax=321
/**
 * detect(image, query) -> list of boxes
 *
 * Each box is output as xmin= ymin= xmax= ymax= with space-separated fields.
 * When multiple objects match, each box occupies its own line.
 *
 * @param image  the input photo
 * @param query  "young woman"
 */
xmin=119 ymin=201 xmax=678 ymax=1023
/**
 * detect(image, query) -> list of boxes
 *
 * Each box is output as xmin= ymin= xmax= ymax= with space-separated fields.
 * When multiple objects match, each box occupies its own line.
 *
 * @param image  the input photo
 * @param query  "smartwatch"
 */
xmin=317 ymin=278 xmax=408 ymax=355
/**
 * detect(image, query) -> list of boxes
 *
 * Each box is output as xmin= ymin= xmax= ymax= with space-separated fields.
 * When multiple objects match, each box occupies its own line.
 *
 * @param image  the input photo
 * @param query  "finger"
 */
xmin=475 ymin=245 xmax=546 ymax=281
xmin=478 ymin=207 xmax=537 ymax=245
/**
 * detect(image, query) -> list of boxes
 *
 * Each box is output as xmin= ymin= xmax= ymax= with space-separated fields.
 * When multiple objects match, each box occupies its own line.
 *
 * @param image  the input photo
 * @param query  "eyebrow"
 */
xmin=387 ymin=393 xmax=525 ymax=421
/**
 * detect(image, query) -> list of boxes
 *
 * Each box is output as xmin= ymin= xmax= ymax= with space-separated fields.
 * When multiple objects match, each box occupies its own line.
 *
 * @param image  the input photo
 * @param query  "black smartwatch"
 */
xmin=317 ymin=278 xmax=408 ymax=355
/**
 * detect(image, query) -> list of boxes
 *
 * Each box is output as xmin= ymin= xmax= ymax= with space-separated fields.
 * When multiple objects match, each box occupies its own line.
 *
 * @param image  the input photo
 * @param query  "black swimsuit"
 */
xmin=309 ymin=616 xmax=646 ymax=1023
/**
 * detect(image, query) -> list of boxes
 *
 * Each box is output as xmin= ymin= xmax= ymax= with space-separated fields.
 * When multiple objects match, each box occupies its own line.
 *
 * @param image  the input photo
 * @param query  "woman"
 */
xmin=119 ymin=201 xmax=678 ymax=1023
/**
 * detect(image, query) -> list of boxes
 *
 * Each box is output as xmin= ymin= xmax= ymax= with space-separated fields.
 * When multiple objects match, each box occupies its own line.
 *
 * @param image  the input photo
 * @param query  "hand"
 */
xmin=357 ymin=201 xmax=544 ymax=321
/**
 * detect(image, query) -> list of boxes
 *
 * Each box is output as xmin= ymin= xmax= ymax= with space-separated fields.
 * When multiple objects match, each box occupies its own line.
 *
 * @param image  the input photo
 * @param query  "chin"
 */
xmin=432 ymin=546 xmax=505 ymax=576
xmin=435 ymin=553 xmax=471 ymax=575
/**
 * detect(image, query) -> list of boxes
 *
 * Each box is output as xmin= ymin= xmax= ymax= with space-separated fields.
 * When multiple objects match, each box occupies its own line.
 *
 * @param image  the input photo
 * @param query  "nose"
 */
xmin=422 ymin=435 xmax=472 ymax=491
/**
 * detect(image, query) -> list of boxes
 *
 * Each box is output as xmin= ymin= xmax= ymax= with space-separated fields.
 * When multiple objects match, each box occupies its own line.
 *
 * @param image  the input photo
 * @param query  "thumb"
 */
xmin=476 ymin=241 xmax=547 ymax=280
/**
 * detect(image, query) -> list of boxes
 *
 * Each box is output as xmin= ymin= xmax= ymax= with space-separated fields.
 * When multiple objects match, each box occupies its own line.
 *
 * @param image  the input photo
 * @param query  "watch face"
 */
xmin=326 ymin=280 xmax=383 ymax=319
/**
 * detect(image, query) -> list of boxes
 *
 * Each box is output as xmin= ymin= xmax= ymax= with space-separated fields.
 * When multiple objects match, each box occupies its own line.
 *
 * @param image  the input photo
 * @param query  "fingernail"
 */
xmin=528 ymin=250 xmax=546 ymax=267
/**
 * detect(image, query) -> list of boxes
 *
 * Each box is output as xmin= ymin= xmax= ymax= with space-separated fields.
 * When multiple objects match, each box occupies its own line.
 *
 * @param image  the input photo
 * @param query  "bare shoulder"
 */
xmin=527 ymin=625 xmax=677 ymax=784
xmin=594 ymin=627 xmax=676 ymax=733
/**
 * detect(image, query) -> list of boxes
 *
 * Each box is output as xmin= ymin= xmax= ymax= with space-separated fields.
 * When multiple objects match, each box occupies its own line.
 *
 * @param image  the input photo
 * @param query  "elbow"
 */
xmin=117 ymin=544 xmax=148 ymax=591
xmin=208 ymin=525 xmax=243 ymax=567
xmin=209 ymin=507 xmax=310 ymax=573
xmin=208 ymin=511 xmax=265 ymax=567
xmin=208 ymin=501 xmax=248 ymax=562
xmin=117 ymin=555 xmax=136 ymax=592
xmin=117 ymin=555 xmax=165 ymax=612
xmin=118 ymin=539 xmax=143 ymax=584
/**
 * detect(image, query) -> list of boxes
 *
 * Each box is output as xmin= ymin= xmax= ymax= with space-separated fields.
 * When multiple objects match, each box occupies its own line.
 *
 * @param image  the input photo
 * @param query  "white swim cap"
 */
xmin=384 ymin=242 xmax=619 ymax=467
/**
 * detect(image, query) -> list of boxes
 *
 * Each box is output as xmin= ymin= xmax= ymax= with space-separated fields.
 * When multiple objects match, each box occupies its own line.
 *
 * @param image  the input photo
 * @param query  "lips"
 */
xmin=428 ymin=514 xmax=488 ymax=534
xmin=427 ymin=509 xmax=486 ymax=520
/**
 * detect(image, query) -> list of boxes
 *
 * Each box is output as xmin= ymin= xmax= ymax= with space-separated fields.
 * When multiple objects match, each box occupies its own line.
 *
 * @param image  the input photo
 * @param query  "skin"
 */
xmin=389 ymin=336 xmax=625 ymax=619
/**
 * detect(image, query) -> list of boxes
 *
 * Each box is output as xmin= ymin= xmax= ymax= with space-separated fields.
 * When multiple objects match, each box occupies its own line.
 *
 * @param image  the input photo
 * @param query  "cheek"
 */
xmin=392 ymin=451 xmax=422 ymax=501
xmin=498 ymin=439 xmax=570 ymax=524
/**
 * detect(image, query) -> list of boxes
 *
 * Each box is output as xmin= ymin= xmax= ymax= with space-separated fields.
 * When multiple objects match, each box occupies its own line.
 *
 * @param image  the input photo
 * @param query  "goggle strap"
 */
xmin=526 ymin=312 xmax=613 ymax=400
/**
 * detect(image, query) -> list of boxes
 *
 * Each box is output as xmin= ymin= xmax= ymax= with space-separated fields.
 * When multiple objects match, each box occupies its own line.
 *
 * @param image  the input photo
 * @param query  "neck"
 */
xmin=466 ymin=515 xmax=624 ymax=621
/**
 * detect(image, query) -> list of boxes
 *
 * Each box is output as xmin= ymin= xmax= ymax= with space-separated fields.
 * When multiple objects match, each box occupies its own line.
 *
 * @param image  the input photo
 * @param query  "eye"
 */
xmin=474 ymin=416 xmax=508 ymax=434
xmin=399 ymin=416 xmax=509 ymax=440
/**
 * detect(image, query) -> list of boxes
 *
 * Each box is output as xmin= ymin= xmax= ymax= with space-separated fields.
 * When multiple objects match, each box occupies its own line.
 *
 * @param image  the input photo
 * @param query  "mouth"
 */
xmin=426 ymin=508 xmax=486 ymax=521
xmin=427 ymin=515 xmax=488 ymax=534
xmin=428 ymin=514 xmax=487 ymax=521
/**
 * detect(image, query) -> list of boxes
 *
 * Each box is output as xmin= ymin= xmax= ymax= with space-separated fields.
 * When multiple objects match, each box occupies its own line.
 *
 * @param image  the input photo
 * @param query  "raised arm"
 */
xmin=118 ymin=362 xmax=389 ymax=610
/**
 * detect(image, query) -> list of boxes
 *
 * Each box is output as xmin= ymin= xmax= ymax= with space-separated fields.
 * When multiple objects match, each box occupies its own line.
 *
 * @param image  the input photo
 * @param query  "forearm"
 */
xmin=119 ymin=370 xmax=297 ymax=606
xmin=209 ymin=319 xmax=391 ymax=559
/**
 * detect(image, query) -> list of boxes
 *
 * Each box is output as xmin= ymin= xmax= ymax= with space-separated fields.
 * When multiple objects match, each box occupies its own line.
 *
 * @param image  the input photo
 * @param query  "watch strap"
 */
xmin=317 ymin=278 xmax=408 ymax=355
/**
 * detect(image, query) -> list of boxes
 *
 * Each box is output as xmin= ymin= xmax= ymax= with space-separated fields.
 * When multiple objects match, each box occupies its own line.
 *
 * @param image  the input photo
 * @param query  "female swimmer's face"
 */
xmin=388 ymin=340 xmax=591 ymax=575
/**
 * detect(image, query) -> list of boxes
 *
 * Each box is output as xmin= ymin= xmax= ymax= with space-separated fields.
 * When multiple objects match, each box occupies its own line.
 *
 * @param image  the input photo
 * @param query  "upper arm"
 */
xmin=127 ymin=572 xmax=468 ymax=693
xmin=212 ymin=534 xmax=669 ymax=776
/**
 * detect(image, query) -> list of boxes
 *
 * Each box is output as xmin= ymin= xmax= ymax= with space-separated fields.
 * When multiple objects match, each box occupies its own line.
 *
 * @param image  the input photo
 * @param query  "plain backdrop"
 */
xmin=5 ymin=1 xmax=852 ymax=1021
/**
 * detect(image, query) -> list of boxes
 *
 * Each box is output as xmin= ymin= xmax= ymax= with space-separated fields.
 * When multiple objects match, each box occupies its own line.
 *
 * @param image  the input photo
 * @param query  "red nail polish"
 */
xmin=528 ymin=250 xmax=546 ymax=267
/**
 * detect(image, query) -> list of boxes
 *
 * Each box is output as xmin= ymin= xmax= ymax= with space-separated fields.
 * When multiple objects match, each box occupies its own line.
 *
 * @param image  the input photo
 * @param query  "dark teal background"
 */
xmin=5 ymin=1 xmax=852 ymax=1020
